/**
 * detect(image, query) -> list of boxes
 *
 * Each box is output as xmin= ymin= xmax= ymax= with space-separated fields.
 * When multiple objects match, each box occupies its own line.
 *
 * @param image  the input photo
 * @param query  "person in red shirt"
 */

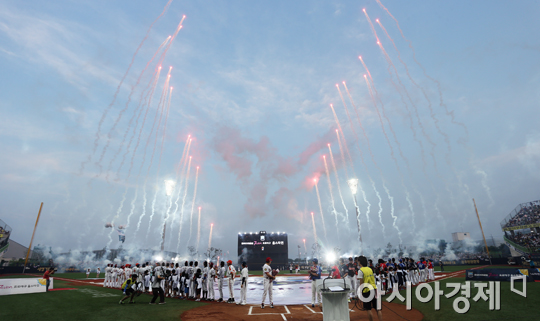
xmin=330 ymin=262 xmax=341 ymax=279
xmin=427 ymin=259 xmax=434 ymax=280
xmin=43 ymin=267 xmax=56 ymax=292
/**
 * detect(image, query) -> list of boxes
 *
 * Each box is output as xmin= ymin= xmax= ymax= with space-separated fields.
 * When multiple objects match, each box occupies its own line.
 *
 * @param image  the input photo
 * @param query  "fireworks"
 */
xmin=313 ymin=178 xmax=328 ymax=242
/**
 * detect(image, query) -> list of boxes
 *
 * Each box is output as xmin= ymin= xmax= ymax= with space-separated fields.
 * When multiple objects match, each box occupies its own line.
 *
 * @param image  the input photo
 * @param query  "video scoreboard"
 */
xmin=237 ymin=231 xmax=288 ymax=268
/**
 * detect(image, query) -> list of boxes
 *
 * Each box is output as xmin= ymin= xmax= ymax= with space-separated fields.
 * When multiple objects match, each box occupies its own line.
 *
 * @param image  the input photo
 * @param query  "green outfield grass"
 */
xmin=1 ymin=275 xmax=206 ymax=321
xmin=389 ymin=267 xmax=539 ymax=321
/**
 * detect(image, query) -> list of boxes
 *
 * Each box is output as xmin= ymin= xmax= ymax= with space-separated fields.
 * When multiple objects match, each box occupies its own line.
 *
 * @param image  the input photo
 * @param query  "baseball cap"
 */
xmin=312 ymin=258 xmax=318 ymax=264
xmin=266 ymin=257 xmax=272 ymax=263
xmin=227 ymin=260 xmax=232 ymax=264
xmin=348 ymin=257 xmax=353 ymax=261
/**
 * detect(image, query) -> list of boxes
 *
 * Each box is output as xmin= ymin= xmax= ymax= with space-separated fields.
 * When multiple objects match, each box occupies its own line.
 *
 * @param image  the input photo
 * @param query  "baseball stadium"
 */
xmin=2 ymin=0 xmax=540 ymax=320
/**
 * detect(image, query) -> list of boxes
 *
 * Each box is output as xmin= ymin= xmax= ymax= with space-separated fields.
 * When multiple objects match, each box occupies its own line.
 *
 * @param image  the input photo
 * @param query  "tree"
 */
xmin=187 ymin=246 xmax=198 ymax=259
xmin=204 ymin=247 xmax=221 ymax=261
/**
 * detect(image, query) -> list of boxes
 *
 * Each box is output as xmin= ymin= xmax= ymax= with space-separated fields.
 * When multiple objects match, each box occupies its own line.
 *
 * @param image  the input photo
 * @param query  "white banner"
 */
xmin=0 ymin=278 xmax=53 ymax=295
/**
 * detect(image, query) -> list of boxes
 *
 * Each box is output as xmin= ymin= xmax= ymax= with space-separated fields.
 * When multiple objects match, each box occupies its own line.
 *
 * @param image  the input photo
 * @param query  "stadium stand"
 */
xmin=0 ymin=219 xmax=12 ymax=258
xmin=502 ymin=200 xmax=540 ymax=254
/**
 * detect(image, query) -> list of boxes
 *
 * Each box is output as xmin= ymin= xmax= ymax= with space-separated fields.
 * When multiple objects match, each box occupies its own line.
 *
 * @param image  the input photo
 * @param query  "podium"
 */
xmin=316 ymin=278 xmax=352 ymax=321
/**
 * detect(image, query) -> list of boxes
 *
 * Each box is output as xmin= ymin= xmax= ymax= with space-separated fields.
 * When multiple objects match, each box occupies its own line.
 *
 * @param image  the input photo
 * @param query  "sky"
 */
xmin=1 ymin=0 xmax=540 ymax=260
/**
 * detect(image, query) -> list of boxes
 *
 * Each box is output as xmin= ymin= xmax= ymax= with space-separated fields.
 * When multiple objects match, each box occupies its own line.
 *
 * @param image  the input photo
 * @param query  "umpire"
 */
xmin=150 ymin=262 xmax=166 ymax=305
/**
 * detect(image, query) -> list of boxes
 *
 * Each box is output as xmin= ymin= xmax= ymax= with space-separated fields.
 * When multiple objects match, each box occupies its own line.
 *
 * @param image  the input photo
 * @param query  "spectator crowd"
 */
xmin=503 ymin=202 xmax=540 ymax=229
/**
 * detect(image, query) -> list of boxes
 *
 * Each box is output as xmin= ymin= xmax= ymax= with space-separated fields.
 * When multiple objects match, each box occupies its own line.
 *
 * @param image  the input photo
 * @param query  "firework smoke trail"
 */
xmin=196 ymin=206 xmax=202 ymax=251
xmin=166 ymin=136 xmax=191 ymax=248
xmin=322 ymin=155 xmax=340 ymax=238
xmin=79 ymin=0 xmax=173 ymax=175
xmin=176 ymin=156 xmax=192 ymax=252
xmin=313 ymin=179 xmax=328 ymax=242
xmin=310 ymin=212 xmax=318 ymax=245
xmin=366 ymin=34 xmax=457 ymax=221
xmin=328 ymin=104 xmax=355 ymax=175
xmin=336 ymin=129 xmax=370 ymax=227
xmin=366 ymin=7 xmax=454 ymax=178
xmin=124 ymin=67 xmax=163 ymax=186
xmin=187 ymin=166 xmax=200 ymax=245
xmin=208 ymin=223 xmax=214 ymax=249
xmin=330 ymin=104 xmax=384 ymax=234
xmin=146 ymin=188 xmax=160 ymax=239
xmin=363 ymin=76 xmax=406 ymax=240
xmin=153 ymin=84 xmax=174 ymax=187
xmin=346 ymin=76 xmax=401 ymax=235
xmin=373 ymin=21 xmax=437 ymax=166
xmin=106 ymin=36 xmax=172 ymax=182
xmin=125 ymin=188 xmax=139 ymax=229
xmin=375 ymin=2 xmax=488 ymax=202
xmin=363 ymin=52 xmax=435 ymax=223
xmin=144 ymin=69 xmax=172 ymax=238
xmin=359 ymin=15 xmax=412 ymax=172
xmin=303 ymin=239 xmax=307 ymax=255
xmin=136 ymin=186 xmax=148 ymax=232
xmin=367 ymin=44 xmax=426 ymax=228
xmin=148 ymin=68 xmax=173 ymax=183
xmin=375 ymin=0 xmax=469 ymax=141
xmin=327 ymin=144 xmax=350 ymax=223
xmin=101 ymin=38 xmax=172 ymax=183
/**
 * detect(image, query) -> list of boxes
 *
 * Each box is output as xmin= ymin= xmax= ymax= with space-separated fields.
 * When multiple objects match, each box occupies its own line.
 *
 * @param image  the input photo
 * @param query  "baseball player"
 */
xmin=202 ymin=261 xmax=209 ymax=300
xmin=103 ymin=264 xmax=111 ymax=287
xmin=427 ymin=259 xmax=434 ymax=281
xmin=226 ymin=260 xmax=236 ymax=303
xmin=261 ymin=257 xmax=274 ymax=309
xmin=217 ymin=261 xmax=226 ymax=302
xmin=208 ymin=262 xmax=216 ymax=301
xmin=346 ymin=257 xmax=357 ymax=300
xmin=237 ymin=261 xmax=248 ymax=305
xmin=112 ymin=264 xmax=119 ymax=288
xmin=190 ymin=262 xmax=198 ymax=299
xmin=309 ymin=258 xmax=322 ymax=307
xmin=187 ymin=261 xmax=194 ymax=299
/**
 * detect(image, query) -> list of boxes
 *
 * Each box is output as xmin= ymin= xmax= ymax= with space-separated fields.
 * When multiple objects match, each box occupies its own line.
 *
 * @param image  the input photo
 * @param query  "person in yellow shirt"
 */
xmin=357 ymin=256 xmax=383 ymax=321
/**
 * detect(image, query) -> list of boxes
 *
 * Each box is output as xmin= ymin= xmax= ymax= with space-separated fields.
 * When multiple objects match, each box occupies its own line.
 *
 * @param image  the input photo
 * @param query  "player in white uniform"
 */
xmin=202 ymin=261 xmax=209 ymax=300
xmin=188 ymin=261 xmax=195 ymax=299
xmin=112 ymin=264 xmax=119 ymax=288
xmin=217 ymin=261 xmax=226 ymax=302
xmin=208 ymin=262 xmax=216 ymax=301
xmin=144 ymin=264 xmax=152 ymax=292
xmin=103 ymin=264 xmax=111 ymax=287
xmin=226 ymin=260 xmax=236 ymax=303
xmin=237 ymin=262 xmax=248 ymax=305
xmin=261 ymin=257 xmax=274 ymax=309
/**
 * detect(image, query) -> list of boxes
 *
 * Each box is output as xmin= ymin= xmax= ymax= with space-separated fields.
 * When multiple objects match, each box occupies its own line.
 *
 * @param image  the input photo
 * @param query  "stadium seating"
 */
xmin=502 ymin=202 xmax=540 ymax=229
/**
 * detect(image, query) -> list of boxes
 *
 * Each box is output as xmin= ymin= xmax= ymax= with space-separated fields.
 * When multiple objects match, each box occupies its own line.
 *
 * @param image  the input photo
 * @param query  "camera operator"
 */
xmin=149 ymin=262 xmax=166 ymax=304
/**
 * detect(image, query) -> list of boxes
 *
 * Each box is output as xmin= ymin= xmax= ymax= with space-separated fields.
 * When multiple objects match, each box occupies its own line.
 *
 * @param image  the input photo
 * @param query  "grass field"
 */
xmin=0 ymin=275 xmax=206 ymax=321
xmin=389 ymin=266 xmax=539 ymax=321
xmin=1 ymin=265 xmax=538 ymax=320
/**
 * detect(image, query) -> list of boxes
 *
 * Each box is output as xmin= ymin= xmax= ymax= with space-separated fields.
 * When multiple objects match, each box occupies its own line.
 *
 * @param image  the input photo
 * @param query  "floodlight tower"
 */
xmin=348 ymin=178 xmax=363 ymax=245
xmin=161 ymin=180 xmax=175 ymax=252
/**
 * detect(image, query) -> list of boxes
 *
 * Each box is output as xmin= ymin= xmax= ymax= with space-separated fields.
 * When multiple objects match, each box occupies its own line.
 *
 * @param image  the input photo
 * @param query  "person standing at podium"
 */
xmin=309 ymin=258 xmax=322 ymax=308
xmin=358 ymin=256 xmax=383 ymax=321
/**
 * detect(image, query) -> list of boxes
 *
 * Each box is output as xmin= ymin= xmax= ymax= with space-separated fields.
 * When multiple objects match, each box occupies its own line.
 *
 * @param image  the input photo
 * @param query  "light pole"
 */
xmin=348 ymin=178 xmax=362 ymax=245
xmin=161 ymin=180 xmax=175 ymax=252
